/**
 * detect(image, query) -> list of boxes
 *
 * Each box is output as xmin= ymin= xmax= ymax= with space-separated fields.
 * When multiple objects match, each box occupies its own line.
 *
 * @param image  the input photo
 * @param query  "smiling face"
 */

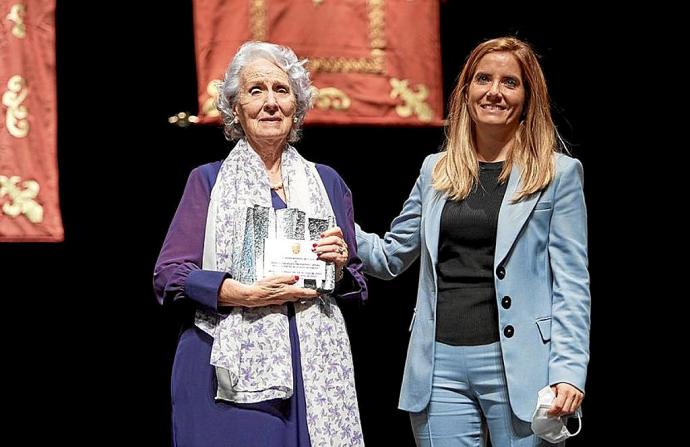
xmin=233 ymin=58 xmax=297 ymax=149
xmin=467 ymin=51 xmax=526 ymax=131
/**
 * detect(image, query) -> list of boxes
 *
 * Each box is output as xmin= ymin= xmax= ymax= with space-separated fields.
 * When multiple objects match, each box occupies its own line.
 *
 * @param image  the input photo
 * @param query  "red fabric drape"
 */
xmin=193 ymin=0 xmax=443 ymax=126
xmin=0 ymin=0 xmax=62 ymax=242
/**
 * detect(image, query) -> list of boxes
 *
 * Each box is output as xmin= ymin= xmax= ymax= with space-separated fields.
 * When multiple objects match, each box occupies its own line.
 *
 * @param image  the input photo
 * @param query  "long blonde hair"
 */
xmin=433 ymin=37 xmax=558 ymax=202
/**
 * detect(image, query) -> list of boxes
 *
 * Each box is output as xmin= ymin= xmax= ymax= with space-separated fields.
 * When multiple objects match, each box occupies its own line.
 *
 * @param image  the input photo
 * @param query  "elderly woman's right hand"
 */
xmin=219 ymin=275 xmax=320 ymax=307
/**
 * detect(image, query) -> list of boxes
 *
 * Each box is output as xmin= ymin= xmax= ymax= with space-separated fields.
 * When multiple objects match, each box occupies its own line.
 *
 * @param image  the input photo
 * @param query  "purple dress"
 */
xmin=153 ymin=161 xmax=367 ymax=447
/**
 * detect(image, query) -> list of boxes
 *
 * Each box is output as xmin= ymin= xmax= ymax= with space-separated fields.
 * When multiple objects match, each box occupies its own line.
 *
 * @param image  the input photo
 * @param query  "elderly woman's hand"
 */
xmin=219 ymin=275 xmax=320 ymax=307
xmin=314 ymin=226 xmax=349 ymax=280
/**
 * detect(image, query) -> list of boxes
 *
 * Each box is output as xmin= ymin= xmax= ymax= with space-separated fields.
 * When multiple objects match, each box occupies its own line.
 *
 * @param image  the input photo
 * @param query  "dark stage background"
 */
xmin=0 ymin=1 xmax=629 ymax=445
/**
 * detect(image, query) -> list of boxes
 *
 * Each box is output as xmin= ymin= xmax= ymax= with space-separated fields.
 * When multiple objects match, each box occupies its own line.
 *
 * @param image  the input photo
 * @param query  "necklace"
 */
xmin=270 ymin=182 xmax=284 ymax=191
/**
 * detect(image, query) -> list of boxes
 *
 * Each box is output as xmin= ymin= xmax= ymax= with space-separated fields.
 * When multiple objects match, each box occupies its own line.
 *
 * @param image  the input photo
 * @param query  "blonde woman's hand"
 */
xmin=547 ymin=383 xmax=584 ymax=417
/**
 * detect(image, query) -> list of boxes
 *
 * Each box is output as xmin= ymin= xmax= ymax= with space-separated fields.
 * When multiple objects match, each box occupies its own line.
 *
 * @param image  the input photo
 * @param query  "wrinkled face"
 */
xmin=233 ymin=58 xmax=296 ymax=146
xmin=467 ymin=51 xmax=526 ymax=130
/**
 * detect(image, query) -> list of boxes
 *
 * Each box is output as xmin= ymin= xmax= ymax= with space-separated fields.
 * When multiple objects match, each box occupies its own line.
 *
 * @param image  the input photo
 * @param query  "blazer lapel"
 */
xmin=495 ymin=163 xmax=541 ymax=266
xmin=425 ymin=189 xmax=447 ymax=268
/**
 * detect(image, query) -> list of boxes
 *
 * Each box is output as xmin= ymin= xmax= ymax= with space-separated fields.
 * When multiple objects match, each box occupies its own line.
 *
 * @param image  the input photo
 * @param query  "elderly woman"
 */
xmin=357 ymin=36 xmax=590 ymax=446
xmin=154 ymin=41 xmax=366 ymax=447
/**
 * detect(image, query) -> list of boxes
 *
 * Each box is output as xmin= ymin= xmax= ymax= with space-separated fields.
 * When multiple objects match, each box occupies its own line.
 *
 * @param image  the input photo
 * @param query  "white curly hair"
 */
xmin=216 ymin=41 xmax=314 ymax=143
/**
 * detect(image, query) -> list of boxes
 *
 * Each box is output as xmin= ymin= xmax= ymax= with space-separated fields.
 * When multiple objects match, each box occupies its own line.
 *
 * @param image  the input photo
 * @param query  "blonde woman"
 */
xmin=356 ymin=36 xmax=590 ymax=446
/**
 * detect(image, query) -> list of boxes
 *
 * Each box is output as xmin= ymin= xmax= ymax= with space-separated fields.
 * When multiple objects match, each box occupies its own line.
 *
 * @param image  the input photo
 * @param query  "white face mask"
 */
xmin=531 ymin=386 xmax=582 ymax=444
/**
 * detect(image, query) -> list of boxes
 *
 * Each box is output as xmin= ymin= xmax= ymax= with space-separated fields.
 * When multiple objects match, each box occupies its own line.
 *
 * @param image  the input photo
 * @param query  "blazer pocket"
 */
xmin=535 ymin=317 xmax=551 ymax=343
xmin=534 ymin=200 xmax=553 ymax=211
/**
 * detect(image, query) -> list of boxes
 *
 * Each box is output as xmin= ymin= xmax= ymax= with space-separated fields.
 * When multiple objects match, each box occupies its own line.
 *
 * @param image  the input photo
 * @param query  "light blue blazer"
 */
xmin=356 ymin=152 xmax=591 ymax=422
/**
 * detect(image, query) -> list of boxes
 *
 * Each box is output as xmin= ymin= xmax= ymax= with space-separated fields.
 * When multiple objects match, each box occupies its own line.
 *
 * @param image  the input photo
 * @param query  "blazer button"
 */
xmin=501 ymin=296 xmax=512 ymax=309
xmin=496 ymin=266 xmax=506 ymax=279
xmin=503 ymin=325 xmax=514 ymax=338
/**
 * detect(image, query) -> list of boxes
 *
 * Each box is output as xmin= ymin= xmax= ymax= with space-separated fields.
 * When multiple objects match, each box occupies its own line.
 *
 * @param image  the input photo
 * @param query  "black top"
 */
xmin=436 ymin=161 xmax=508 ymax=346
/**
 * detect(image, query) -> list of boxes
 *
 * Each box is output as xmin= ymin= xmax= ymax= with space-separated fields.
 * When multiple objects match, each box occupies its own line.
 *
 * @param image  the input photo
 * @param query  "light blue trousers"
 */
xmin=410 ymin=342 xmax=561 ymax=447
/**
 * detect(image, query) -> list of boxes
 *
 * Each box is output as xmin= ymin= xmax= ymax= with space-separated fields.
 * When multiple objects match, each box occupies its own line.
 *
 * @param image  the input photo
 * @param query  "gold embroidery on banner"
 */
xmin=367 ymin=0 xmax=384 ymax=49
xmin=2 ymin=75 xmax=30 ymax=138
xmin=202 ymin=80 xmax=222 ymax=117
xmin=6 ymin=4 xmax=26 ymax=39
xmin=314 ymin=87 xmax=350 ymax=111
xmin=0 ymin=175 xmax=43 ymax=223
xmin=309 ymin=0 xmax=385 ymax=73
xmin=250 ymin=0 xmax=386 ymax=74
xmin=389 ymin=78 xmax=432 ymax=122
xmin=250 ymin=0 xmax=267 ymax=41
xmin=313 ymin=0 xmax=324 ymax=5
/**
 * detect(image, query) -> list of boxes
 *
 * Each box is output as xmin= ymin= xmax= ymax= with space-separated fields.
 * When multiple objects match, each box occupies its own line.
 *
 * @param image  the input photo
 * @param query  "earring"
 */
xmin=293 ymin=117 xmax=298 ymax=124
xmin=232 ymin=116 xmax=239 ymax=124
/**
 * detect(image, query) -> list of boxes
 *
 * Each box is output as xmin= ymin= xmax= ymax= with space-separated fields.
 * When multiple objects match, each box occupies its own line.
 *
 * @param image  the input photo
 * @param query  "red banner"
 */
xmin=193 ymin=0 xmax=443 ymax=126
xmin=0 ymin=0 xmax=62 ymax=242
